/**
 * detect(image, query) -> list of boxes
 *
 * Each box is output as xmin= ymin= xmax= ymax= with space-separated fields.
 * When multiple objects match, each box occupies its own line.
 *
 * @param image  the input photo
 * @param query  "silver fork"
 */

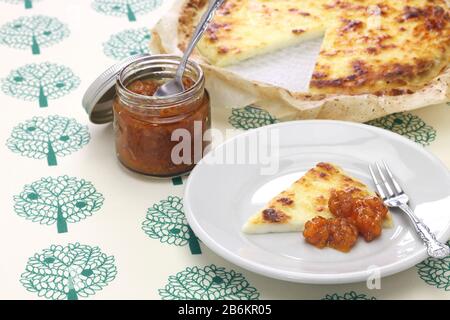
xmin=369 ymin=161 xmax=450 ymax=259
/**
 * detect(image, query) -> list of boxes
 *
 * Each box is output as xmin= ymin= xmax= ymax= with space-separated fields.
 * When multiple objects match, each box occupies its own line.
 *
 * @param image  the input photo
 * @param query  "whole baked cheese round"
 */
xmin=151 ymin=0 xmax=450 ymax=122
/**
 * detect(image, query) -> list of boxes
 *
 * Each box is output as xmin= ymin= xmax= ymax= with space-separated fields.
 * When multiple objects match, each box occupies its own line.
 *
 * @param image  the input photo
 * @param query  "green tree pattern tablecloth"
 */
xmin=0 ymin=0 xmax=449 ymax=300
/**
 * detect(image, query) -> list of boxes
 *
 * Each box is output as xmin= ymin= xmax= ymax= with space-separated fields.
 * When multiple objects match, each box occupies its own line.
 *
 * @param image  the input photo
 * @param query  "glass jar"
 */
xmin=113 ymin=55 xmax=211 ymax=177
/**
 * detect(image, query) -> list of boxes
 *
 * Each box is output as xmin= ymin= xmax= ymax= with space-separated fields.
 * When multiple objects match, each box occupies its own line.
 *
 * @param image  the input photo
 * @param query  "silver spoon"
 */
xmin=155 ymin=0 xmax=225 ymax=97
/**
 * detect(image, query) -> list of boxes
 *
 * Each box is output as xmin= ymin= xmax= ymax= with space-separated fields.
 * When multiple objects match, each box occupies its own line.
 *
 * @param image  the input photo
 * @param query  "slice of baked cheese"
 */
xmin=197 ymin=0 xmax=327 ymax=67
xmin=242 ymin=162 xmax=393 ymax=234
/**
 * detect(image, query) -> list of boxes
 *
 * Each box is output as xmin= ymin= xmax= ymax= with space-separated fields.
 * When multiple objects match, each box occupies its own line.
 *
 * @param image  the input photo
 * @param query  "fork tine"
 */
xmin=382 ymin=160 xmax=403 ymax=195
xmin=369 ymin=164 xmax=387 ymax=200
xmin=376 ymin=162 xmax=395 ymax=197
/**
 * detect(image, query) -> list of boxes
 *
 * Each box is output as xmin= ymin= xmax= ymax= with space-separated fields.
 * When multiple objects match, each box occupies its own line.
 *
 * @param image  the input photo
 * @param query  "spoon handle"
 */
xmin=175 ymin=0 xmax=225 ymax=82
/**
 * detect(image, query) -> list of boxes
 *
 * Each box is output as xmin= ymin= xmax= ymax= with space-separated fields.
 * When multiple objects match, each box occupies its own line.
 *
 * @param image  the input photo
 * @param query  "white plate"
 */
xmin=184 ymin=120 xmax=450 ymax=284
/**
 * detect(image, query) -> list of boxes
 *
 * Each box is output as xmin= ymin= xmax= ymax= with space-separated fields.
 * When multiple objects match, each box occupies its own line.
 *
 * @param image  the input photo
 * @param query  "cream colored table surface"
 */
xmin=0 ymin=0 xmax=449 ymax=300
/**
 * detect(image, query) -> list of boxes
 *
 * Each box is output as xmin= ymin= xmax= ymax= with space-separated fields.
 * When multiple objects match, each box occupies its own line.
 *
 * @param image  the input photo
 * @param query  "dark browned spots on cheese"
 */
xmin=352 ymin=60 xmax=369 ymax=76
xmin=313 ymin=72 xmax=328 ymax=79
xmin=361 ymin=34 xmax=397 ymax=55
xmin=397 ymin=5 xmax=448 ymax=32
xmin=319 ymin=172 xmax=329 ymax=180
xmin=388 ymin=64 xmax=413 ymax=78
xmin=324 ymin=0 xmax=366 ymax=11
xmin=389 ymin=88 xmax=414 ymax=96
xmin=425 ymin=6 xmax=448 ymax=31
xmin=217 ymin=1 xmax=236 ymax=16
xmin=341 ymin=19 xmax=364 ymax=32
xmin=304 ymin=168 xmax=327 ymax=182
xmin=383 ymin=61 xmax=424 ymax=79
xmin=374 ymin=88 xmax=413 ymax=96
xmin=205 ymin=22 xmax=232 ymax=42
xmin=317 ymin=162 xmax=337 ymax=173
xmin=311 ymin=77 xmax=346 ymax=88
xmin=401 ymin=6 xmax=423 ymax=20
xmin=262 ymin=208 xmax=290 ymax=223
xmin=367 ymin=47 xmax=378 ymax=54
xmin=390 ymin=88 xmax=409 ymax=95
xmin=376 ymin=33 xmax=392 ymax=43
xmin=277 ymin=197 xmax=294 ymax=206
xmin=292 ymin=28 xmax=305 ymax=34
xmin=312 ymin=56 xmax=436 ymax=92
xmin=288 ymin=8 xmax=311 ymax=16
xmin=207 ymin=33 xmax=218 ymax=41
xmin=217 ymin=46 xmax=229 ymax=54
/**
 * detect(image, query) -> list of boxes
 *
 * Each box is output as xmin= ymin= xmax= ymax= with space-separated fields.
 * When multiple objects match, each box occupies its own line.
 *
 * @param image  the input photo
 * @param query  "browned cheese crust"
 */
xmin=176 ymin=0 xmax=450 ymax=96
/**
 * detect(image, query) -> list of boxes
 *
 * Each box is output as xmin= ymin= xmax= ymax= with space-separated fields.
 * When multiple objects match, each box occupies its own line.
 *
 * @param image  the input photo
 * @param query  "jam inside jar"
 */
xmin=113 ymin=55 xmax=211 ymax=177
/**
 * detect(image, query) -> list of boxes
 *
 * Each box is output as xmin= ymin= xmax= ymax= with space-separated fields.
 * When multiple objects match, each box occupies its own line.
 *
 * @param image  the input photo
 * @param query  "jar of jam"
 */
xmin=112 ymin=55 xmax=211 ymax=177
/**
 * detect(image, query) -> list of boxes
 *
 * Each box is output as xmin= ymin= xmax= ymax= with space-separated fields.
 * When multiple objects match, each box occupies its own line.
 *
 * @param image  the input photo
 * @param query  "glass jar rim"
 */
xmin=116 ymin=54 xmax=205 ymax=110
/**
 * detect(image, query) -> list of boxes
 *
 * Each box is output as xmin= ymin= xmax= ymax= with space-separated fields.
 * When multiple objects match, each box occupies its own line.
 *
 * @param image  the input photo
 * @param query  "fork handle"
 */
xmin=399 ymin=204 xmax=450 ymax=259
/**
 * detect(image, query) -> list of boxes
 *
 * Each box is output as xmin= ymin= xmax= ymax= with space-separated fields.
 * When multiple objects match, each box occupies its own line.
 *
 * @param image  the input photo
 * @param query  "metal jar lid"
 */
xmin=82 ymin=54 xmax=151 ymax=124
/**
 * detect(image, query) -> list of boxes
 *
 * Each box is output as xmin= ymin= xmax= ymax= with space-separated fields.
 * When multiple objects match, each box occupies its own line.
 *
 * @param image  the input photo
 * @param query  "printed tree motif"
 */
xmin=103 ymin=28 xmax=151 ymax=60
xmin=142 ymin=196 xmax=201 ymax=255
xmin=159 ymin=264 xmax=260 ymax=300
xmin=0 ymin=15 xmax=69 ymax=54
xmin=0 ymin=0 xmax=42 ymax=9
xmin=322 ymin=291 xmax=376 ymax=300
xmin=229 ymin=106 xmax=278 ymax=130
xmin=172 ymin=176 xmax=183 ymax=186
xmin=416 ymin=241 xmax=450 ymax=291
xmin=7 ymin=115 xmax=90 ymax=166
xmin=92 ymin=0 xmax=162 ymax=22
xmin=21 ymin=243 xmax=117 ymax=300
xmin=14 ymin=176 xmax=104 ymax=233
xmin=366 ymin=113 xmax=436 ymax=146
xmin=2 ymin=62 xmax=80 ymax=108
